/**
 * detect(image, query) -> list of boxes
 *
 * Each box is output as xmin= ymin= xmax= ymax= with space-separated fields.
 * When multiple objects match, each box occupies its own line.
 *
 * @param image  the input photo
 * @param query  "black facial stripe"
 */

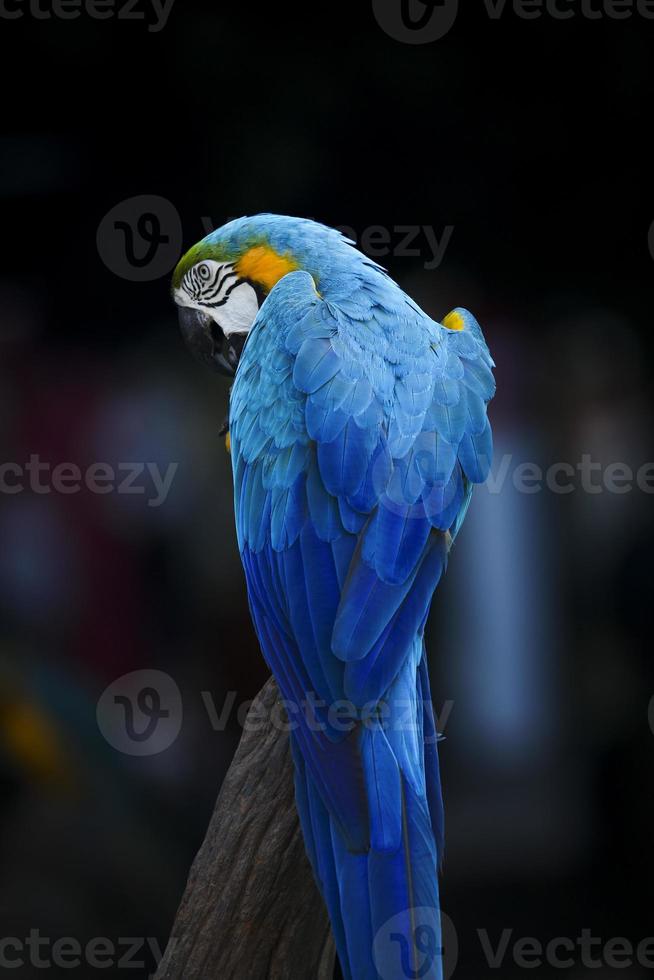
xmin=203 ymin=268 xmax=237 ymax=301
xmin=197 ymin=271 xmax=222 ymax=299
xmin=187 ymin=266 xmax=205 ymax=298
xmin=203 ymin=278 xmax=248 ymax=309
xmin=216 ymin=265 xmax=236 ymax=290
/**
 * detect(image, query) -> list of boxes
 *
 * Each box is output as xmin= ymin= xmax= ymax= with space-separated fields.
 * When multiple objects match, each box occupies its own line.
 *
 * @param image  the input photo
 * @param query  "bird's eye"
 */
xmin=198 ymin=263 xmax=211 ymax=280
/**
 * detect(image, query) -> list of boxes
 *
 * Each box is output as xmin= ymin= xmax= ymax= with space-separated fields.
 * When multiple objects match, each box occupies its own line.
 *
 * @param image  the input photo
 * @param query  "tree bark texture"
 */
xmin=154 ymin=675 xmax=336 ymax=980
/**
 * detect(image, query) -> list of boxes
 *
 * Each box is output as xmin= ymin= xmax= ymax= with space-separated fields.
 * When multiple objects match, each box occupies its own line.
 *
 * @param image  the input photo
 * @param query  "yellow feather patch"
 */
xmin=235 ymin=245 xmax=299 ymax=291
xmin=225 ymin=431 xmax=231 ymax=454
xmin=442 ymin=310 xmax=464 ymax=331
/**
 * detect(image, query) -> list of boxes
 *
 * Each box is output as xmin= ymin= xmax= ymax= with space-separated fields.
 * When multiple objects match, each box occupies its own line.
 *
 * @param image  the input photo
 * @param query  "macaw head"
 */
xmin=172 ymin=214 xmax=344 ymax=376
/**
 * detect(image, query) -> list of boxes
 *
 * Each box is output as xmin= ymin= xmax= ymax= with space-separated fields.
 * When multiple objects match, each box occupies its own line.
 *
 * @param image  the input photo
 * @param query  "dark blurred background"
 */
xmin=1 ymin=2 xmax=653 ymax=977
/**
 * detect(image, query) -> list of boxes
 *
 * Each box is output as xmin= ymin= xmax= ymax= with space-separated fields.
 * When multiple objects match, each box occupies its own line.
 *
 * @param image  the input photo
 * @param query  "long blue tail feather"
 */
xmin=291 ymin=643 xmax=444 ymax=980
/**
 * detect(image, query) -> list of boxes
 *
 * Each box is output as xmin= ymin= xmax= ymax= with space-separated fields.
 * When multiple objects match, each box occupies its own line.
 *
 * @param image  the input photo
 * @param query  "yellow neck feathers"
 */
xmin=235 ymin=246 xmax=299 ymax=292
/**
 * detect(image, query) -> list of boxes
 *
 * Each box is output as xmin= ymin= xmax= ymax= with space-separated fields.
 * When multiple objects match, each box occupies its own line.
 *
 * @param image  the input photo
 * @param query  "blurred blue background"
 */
xmin=0 ymin=3 xmax=652 ymax=977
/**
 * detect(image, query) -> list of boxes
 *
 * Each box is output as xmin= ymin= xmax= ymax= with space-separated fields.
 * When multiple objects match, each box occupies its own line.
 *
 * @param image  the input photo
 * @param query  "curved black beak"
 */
xmin=177 ymin=306 xmax=246 ymax=377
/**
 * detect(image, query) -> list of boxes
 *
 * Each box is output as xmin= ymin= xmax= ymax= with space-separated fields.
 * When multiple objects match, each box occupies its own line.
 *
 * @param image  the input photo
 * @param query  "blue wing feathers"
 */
xmin=306 ymin=455 xmax=342 ymax=542
xmin=306 ymin=395 xmax=348 ymax=443
xmin=465 ymin=389 xmax=489 ymax=435
xmin=427 ymin=465 xmax=465 ymax=532
xmin=279 ymin=540 xmax=343 ymax=708
xmin=334 ymin=374 xmax=373 ymax=415
xmin=347 ymin=437 xmax=392 ymax=513
xmin=337 ymin=495 xmax=367 ymax=534
xmin=458 ymin=420 xmax=493 ymax=483
xmin=293 ymin=337 xmax=341 ymax=393
xmin=330 ymin=532 xmax=358 ymax=592
xmin=329 ymin=823 xmax=374 ymax=980
xmin=363 ymin=498 xmax=432 ymax=586
xmin=344 ymin=543 xmax=446 ymax=707
xmin=362 ymin=727 xmax=403 ymax=853
xmin=317 ymin=421 xmax=369 ymax=498
xmin=418 ymin=651 xmax=445 ymax=867
xmin=427 ymin=394 xmax=468 ymax=446
xmin=331 ymin=555 xmax=419 ymax=664
xmin=247 ymin=573 xmax=369 ymax=851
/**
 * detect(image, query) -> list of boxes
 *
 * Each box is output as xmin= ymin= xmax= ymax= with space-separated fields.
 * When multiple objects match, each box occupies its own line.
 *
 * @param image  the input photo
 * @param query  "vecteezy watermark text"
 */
xmin=5 ymin=453 xmax=651 ymax=508
xmin=98 ymin=201 xmax=456 ymax=282
xmin=335 ymin=224 xmax=454 ymax=270
xmin=0 ymin=0 xmax=175 ymax=31
xmin=0 ymin=931 xmax=170 ymax=972
xmin=372 ymin=0 xmax=654 ymax=44
xmin=96 ymin=669 xmax=454 ymax=756
xmin=478 ymin=927 xmax=654 ymax=971
xmin=0 ymin=456 xmax=178 ymax=507
xmin=201 ymin=690 xmax=454 ymax=740
xmin=487 ymin=453 xmax=654 ymax=495
xmin=482 ymin=0 xmax=654 ymax=19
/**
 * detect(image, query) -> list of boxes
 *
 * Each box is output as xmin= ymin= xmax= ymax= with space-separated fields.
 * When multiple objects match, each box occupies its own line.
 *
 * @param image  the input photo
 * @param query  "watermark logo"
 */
xmin=96 ymin=670 xmax=182 ymax=756
xmin=372 ymin=0 xmax=460 ymax=43
xmin=97 ymin=194 xmax=182 ymax=282
xmin=373 ymin=909 xmax=458 ymax=979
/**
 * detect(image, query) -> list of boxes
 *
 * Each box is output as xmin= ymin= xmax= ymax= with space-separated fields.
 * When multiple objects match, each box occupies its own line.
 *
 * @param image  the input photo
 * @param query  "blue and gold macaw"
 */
xmin=173 ymin=215 xmax=495 ymax=980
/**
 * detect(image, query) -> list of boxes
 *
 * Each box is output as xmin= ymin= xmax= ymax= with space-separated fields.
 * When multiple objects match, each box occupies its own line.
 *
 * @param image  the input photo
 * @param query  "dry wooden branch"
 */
xmin=154 ymin=675 xmax=335 ymax=980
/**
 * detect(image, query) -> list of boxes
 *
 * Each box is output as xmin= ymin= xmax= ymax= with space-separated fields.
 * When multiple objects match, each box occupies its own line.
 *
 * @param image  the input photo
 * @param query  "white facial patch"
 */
xmin=211 ymin=280 xmax=260 ymax=336
xmin=175 ymin=259 xmax=260 ymax=337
